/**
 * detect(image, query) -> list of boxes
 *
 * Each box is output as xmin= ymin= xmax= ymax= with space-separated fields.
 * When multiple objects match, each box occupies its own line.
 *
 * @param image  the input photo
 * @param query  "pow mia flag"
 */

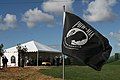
xmin=62 ymin=12 xmax=112 ymax=71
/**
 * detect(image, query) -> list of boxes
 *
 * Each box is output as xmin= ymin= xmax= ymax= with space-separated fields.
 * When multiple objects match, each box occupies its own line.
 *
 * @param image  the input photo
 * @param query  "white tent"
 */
xmin=5 ymin=40 xmax=60 ymax=53
xmin=1 ymin=40 xmax=61 ymax=67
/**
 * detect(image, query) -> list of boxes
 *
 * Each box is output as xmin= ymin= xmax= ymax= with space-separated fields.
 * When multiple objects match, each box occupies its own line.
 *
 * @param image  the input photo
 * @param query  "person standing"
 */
xmin=2 ymin=56 xmax=8 ymax=68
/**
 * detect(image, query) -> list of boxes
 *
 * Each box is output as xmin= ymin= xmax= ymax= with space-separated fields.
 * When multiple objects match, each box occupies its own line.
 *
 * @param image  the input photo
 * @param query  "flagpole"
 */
xmin=62 ymin=54 xmax=65 ymax=80
xmin=62 ymin=5 xmax=65 ymax=80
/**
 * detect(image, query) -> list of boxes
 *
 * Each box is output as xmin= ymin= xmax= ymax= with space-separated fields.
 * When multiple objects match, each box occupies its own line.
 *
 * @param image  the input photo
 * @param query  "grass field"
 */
xmin=41 ymin=61 xmax=120 ymax=80
xmin=0 ymin=61 xmax=120 ymax=80
xmin=0 ymin=67 xmax=61 ymax=80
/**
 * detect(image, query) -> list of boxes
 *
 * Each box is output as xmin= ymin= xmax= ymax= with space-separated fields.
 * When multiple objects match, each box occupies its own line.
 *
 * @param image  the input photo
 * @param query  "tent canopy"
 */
xmin=5 ymin=40 xmax=61 ymax=53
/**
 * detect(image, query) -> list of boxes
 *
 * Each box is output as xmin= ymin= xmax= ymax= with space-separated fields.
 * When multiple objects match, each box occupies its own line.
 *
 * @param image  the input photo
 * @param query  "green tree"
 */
xmin=0 ymin=44 xmax=4 ymax=66
xmin=16 ymin=44 xmax=27 ymax=67
xmin=0 ymin=44 xmax=4 ymax=56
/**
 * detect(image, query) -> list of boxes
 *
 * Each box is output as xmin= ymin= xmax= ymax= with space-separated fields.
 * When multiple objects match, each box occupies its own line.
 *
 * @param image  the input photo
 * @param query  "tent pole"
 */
xmin=37 ymin=51 xmax=39 ymax=66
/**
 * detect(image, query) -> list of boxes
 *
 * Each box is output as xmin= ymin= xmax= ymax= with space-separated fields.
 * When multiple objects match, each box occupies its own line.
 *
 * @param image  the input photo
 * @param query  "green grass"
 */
xmin=108 ymin=60 xmax=120 ymax=65
xmin=41 ymin=64 xmax=120 ymax=80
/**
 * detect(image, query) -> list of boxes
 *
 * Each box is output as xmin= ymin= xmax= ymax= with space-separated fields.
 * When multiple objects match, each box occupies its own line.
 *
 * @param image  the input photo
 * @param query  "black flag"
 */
xmin=62 ymin=12 xmax=112 ymax=71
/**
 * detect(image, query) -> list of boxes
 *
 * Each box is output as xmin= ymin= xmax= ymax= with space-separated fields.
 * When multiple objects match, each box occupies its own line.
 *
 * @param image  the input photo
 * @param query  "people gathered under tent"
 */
xmin=25 ymin=56 xmax=71 ymax=66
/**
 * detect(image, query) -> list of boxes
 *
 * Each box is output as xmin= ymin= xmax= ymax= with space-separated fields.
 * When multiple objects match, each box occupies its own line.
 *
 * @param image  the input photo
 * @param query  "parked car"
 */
xmin=42 ymin=62 xmax=51 ymax=66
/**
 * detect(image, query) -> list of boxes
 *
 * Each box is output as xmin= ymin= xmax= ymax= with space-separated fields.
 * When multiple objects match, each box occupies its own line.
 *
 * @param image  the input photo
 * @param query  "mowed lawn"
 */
xmin=0 ymin=61 xmax=120 ymax=80
xmin=41 ymin=61 xmax=120 ymax=80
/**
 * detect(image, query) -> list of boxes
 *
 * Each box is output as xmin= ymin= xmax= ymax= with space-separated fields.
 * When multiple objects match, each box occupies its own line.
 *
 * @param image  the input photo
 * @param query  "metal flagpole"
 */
xmin=62 ymin=54 xmax=65 ymax=80
xmin=62 ymin=5 xmax=66 ymax=80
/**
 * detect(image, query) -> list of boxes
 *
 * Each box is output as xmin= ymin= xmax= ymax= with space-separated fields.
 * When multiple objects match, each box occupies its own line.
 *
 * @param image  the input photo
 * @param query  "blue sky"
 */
xmin=0 ymin=0 xmax=120 ymax=55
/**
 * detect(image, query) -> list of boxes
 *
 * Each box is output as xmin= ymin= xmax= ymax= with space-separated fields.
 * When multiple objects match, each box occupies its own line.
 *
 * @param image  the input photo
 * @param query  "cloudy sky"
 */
xmin=0 ymin=0 xmax=120 ymax=55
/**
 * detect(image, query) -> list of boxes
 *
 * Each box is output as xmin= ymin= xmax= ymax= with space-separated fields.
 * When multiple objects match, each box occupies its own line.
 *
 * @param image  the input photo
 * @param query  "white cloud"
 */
xmin=42 ymin=0 xmax=74 ymax=15
xmin=109 ymin=31 xmax=120 ymax=41
xmin=117 ymin=43 xmax=120 ymax=47
xmin=109 ymin=32 xmax=114 ymax=36
xmin=109 ymin=31 xmax=120 ymax=47
xmin=0 ymin=14 xmax=17 ymax=30
xmin=22 ymin=8 xmax=54 ymax=28
xmin=4 ymin=14 xmax=17 ymax=25
xmin=83 ymin=0 xmax=117 ymax=22
xmin=82 ymin=0 xmax=89 ymax=4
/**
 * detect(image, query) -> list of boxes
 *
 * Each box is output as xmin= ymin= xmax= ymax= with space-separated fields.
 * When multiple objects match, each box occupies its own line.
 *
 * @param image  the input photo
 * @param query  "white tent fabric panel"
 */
xmin=5 ymin=40 xmax=60 ymax=53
